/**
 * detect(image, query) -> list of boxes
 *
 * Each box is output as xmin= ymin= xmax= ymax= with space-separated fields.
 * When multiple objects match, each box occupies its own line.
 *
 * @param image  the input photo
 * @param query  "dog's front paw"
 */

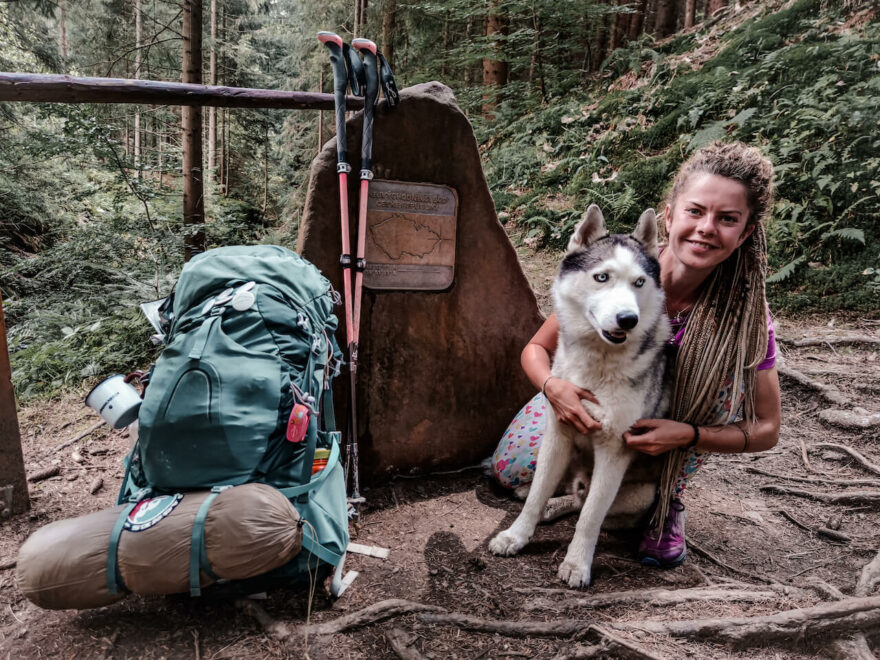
xmin=489 ymin=529 xmax=528 ymax=556
xmin=557 ymin=559 xmax=591 ymax=588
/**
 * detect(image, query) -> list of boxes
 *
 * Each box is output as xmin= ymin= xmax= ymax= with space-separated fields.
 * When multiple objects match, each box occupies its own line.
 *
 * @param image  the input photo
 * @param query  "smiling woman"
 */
xmin=490 ymin=141 xmax=781 ymax=572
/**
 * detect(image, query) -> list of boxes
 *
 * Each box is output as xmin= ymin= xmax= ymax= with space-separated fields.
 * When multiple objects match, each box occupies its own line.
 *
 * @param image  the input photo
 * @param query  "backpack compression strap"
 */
xmin=106 ymin=487 xmax=153 ymax=595
xmin=188 ymin=485 xmax=229 ymax=596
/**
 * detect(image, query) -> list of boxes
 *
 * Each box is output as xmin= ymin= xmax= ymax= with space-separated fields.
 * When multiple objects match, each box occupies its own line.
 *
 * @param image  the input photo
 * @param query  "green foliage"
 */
xmin=483 ymin=0 xmax=880 ymax=312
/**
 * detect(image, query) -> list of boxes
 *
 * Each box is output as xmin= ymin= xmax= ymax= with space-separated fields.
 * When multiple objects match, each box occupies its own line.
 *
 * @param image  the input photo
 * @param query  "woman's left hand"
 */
xmin=623 ymin=419 xmax=694 ymax=456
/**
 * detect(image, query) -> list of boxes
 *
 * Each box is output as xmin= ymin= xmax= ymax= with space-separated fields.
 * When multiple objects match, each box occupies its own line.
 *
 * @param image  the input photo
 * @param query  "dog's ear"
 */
xmin=631 ymin=208 xmax=659 ymax=258
xmin=567 ymin=204 xmax=607 ymax=253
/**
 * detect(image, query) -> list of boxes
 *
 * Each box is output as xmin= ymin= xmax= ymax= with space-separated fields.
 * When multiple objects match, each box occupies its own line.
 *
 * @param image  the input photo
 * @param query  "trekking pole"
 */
xmin=318 ymin=32 xmax=365 ymax=510
xmin=318 ymin=31 xmax=355 ymax=373
xmin=346 ymin=38 xmax=380 ymax=506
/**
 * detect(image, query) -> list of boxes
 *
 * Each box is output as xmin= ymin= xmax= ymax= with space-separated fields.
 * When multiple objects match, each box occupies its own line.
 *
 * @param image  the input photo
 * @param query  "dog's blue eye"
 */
xmin=594 ymin=273 xmax=608 ymax=283
xmin=634 ymin=277 xmax=645 ymax=288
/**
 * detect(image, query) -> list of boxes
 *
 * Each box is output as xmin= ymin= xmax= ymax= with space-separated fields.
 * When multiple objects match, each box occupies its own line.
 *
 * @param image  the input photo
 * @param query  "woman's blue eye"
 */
xmin=634 ymin=277 xmax=645 ymax=288
xmin=594 ymin=273 xmax=608 ymax=283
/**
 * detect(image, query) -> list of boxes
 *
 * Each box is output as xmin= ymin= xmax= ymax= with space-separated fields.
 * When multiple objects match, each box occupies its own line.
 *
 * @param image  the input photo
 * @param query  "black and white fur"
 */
xmin=489 ymin=205 xmax=670 ymax=588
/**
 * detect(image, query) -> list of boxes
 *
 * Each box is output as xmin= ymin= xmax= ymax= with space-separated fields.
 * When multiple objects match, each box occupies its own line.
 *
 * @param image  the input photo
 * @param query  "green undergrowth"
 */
xmin=483 ymin=0 xmax=880 ymax=312
xmin=3 ymin=165 xmax=271 ymax=401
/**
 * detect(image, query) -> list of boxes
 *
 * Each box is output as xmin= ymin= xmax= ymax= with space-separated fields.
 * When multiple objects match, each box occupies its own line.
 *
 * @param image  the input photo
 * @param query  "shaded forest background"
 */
xmin=0 ymin=0 xmax=878 ymax=400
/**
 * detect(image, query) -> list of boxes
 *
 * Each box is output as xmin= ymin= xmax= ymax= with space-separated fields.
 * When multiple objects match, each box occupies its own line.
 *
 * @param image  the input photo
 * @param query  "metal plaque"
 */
xmin=364 ymin=180 xmax=458 ymax=290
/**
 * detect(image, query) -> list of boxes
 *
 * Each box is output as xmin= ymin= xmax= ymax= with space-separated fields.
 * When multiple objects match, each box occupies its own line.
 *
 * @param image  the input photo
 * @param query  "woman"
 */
xmin=492 ymin=141 xmax=781 ymax=567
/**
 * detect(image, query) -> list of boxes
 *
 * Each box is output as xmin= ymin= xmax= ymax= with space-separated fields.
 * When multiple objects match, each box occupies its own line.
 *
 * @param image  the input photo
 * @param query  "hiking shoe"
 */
xmin=639 ymin=499 xmax=687 ymax=568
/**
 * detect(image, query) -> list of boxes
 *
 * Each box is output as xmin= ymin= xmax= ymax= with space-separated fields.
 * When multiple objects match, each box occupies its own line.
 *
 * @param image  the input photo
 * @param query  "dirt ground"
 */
xmin=1 ymin=243 xmax=879 ymax=659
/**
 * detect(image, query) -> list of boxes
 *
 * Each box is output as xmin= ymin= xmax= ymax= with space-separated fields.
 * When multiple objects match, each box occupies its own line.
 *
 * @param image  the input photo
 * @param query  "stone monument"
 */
xmin=299 ymin=82 xmax=544 ymax=481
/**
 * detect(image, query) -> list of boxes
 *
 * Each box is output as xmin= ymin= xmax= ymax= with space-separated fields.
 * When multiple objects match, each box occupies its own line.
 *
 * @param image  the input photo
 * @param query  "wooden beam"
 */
xmin=0 ymin=290 xmax=30 ymax=516
xmin=0 ymin=72 xmax=364 ymax=111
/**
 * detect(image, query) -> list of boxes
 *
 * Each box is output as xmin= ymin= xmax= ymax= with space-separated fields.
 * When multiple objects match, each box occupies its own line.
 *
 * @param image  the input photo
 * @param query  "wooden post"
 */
xmin=183 ymin=0 xmax=206 ymax=261
xmin=0 ymin=290 xmax=30 ymax=517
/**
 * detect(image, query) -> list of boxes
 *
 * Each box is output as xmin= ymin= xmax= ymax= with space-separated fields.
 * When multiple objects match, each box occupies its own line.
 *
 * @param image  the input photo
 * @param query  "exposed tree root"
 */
xmin=797 ymin=436 xmax=816 ymax=472
xmin=419 ymin=596 xmax=880 ymax=648
xmin=779 ymin=335 xmax=880 ymax=348
xmin=235 ymin=599 xmax=293 ymax=641
xmin=556 ymin=625 xmax=666 ymax=660
xmin=303 ymin=599 xmax=445 ymax=636
xmin=747 ymin=466 xmax=880 ymax=488
xmin=777 ymin=509 xmax=851 ymax=543
xmin=761 ymin=484 xmax=880 ymax=505
xmin=522 ymin=583 xmax=803 ymax=612
xmin=827 ymin=635 xmax=875 ymax=660
xmin=386 ymin=627 xmax=426 ymax=660
xmin=685 ymin=537 xmax=777 ymax=584
xmin=777 ymin=363 xmax=848 ymax=405
xmin=856 ymin=549 xmax=880 ymax=598
xmin=819 ymin=409 xmax=880 ymax=430
xmin=814 ymin=443 xmax=880 ymax=477
xmin=47 ymin=419 xmax=106 ymax=456
xmin=824 ymin=549 xmax=880 ymax=658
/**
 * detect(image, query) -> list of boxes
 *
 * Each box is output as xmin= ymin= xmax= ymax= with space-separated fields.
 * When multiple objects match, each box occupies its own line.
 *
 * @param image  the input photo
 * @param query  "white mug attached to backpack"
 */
xmin=85 ymin=374 xmax=142 ymax=429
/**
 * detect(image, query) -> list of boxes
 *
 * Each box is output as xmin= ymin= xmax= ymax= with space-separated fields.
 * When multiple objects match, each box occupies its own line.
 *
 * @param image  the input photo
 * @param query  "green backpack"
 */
xmin=116 ymin=245 xmax=349 ymax=595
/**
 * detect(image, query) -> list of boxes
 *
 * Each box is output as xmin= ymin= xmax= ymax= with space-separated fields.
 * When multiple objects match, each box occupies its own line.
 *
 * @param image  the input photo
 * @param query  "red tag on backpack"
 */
xmin=286 ymin=403 xmax=310 ymax=443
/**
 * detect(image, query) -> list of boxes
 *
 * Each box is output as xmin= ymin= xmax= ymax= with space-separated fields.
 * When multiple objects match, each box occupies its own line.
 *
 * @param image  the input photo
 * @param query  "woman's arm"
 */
xmin=623 ymin=367 xmax=781 ymax=455
xmin=522 ymin=314 xmax=602 ymax=435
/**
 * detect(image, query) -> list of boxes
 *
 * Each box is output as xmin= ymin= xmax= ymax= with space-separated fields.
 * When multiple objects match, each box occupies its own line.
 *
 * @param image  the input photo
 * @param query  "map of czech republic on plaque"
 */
xmin=364 ymin=180 xmax=459 ymax=291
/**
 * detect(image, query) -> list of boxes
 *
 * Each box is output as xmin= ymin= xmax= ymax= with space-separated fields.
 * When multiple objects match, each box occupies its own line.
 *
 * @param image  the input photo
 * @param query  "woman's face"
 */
xmin=664 ymin=172 xmax=754 ymax=273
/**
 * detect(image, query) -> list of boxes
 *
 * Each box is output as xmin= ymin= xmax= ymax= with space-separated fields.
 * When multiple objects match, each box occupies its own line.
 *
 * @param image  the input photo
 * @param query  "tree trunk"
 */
xmin=610 ymin=0 xmax=631 ymax=52
xmin=355 ymin=0 xmax=368 ymax=37
xmin=463 ymin=15 xmax=473 ymax=86
xmin=531 ymin=9 xmax=546 ymax=102
xmin=224 ymin=108 xmax=230 ymax=195
xmin=590 ymin=12 xmax=611 ymax=71
xmin=684 ymin=0 xmax=696 ymax=29
xmin=58 ymin=1 xmax=68 ymax=58
xmin=381 ymin=0 xmax=396 ymax=68
xmin=482 ymin=1 xmax=508 ymax=117
xmin=134 ymin=0 xmax=142 ymax=180
xmin=182 ymin=0 xmax=206 ymax=260
xmin=317 ymin=70 xmax=323 ymax=155
xmin=0 ymin=291 xmax=30 ymax=516
xmin=262 ymin=121 xmax=269 ymax=215
xmin=628 ymin=0 xmax=648 ymax=40
xmin=441 ymin=16 xmax=448 ymax=77
xmin=207 ymin=0 xmax=217 ymax=181
xmin=654 ymin=0 xmax=678 ymax=37
xmin=708 ymin=0 xmax=728 ymax=16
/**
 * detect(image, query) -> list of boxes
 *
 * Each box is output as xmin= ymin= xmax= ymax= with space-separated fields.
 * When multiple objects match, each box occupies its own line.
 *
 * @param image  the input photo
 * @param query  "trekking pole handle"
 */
xmin=352 ymin=38 xmax=379 ymax=174
xmin=317 ymin=32 xmax=349 ymax=165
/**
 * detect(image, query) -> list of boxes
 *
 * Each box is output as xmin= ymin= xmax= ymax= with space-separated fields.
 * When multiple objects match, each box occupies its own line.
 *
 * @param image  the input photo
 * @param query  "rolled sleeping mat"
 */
xmin=17 ymin=483 xmax=302 ymax=610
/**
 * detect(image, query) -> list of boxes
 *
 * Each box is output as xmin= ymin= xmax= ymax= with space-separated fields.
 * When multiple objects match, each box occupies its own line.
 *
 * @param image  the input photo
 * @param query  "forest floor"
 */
xmin=2 ymin=242 xmax=880 ymax=659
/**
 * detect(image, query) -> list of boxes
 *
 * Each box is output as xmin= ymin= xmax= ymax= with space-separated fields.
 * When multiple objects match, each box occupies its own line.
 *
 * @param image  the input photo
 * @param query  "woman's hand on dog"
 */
xmin=545 ymin=378 xmax=602 ymax=435
xmin=624 ymin=419 xmax=693 ymax=455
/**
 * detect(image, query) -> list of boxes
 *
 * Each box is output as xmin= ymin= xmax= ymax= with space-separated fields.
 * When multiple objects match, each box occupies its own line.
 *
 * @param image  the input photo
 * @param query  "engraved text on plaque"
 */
xmin=364 ymin=180 xmax=458 ymax=290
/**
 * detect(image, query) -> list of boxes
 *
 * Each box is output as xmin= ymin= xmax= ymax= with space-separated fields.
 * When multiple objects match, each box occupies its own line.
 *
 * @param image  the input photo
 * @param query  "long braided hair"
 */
xmin=653 ymin=141 xmax=774 ymax=529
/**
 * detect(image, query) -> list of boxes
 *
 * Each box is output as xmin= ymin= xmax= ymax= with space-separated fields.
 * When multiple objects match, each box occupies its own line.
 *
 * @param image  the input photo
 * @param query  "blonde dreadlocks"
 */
xmin=653 ymin=141 xmax=774 ymax=530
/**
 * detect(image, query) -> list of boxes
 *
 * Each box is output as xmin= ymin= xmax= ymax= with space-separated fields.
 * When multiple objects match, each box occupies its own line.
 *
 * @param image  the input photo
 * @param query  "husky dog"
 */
xmin=489 ymin=204 xmax=670 ymax=588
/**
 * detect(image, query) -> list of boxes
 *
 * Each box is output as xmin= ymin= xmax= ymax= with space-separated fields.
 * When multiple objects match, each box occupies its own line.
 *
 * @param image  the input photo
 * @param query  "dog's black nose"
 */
xmin=616 ymin=312 xmax=639 ymax=330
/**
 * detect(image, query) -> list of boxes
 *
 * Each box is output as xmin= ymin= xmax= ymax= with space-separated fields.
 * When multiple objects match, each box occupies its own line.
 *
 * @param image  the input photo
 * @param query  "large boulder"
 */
xmin=298 ymin=82 xmax=544 ymax=480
